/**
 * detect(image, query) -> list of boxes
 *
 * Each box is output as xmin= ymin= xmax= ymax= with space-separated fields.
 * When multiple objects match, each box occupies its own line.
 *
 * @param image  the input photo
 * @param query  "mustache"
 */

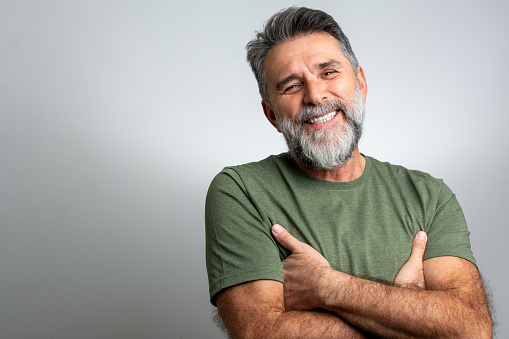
xmin=296 ymin=99 xmax=346 ymax=123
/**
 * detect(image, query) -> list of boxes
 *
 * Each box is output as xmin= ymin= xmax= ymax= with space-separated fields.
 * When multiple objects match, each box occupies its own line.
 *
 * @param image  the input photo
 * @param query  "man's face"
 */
xmin=262 ymin=32 xmax=368 ymax=170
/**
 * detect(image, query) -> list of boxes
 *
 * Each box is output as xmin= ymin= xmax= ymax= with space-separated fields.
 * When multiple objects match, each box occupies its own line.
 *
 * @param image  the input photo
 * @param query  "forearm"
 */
xmin=216 ymin=279 xmax=371 ymax=339
xmin=319 ymin=270 xmax=492 ymax=338
xmin=271 ymin=225 xmax=492 ymax=337
xmin=220 ymin=307 xmax=369 ymax=339
xmin=271 ymin=309 xmax=369 ymax=339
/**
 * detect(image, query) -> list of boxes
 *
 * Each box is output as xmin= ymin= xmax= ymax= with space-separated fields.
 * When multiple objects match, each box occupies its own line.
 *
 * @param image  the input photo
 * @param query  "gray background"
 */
xmin=1 ymin=0 xmax=507 ymax=338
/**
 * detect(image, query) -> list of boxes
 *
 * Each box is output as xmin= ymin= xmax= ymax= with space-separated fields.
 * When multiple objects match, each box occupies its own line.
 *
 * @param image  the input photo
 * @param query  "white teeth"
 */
xmin=307 ymin=111 xmax=337 ymax=124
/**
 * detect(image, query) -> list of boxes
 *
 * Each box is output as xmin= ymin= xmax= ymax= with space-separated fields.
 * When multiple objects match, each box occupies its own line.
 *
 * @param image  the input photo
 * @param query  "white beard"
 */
xmin=275 ymin=87 xmax=366 ymax=170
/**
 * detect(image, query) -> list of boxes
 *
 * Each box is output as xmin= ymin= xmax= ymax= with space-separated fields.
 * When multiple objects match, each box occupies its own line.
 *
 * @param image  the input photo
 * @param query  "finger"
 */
xmin=408 ymin=231 xmax=427 ymax=263
xmin=271 ymin=224 xmax=303 ymax=253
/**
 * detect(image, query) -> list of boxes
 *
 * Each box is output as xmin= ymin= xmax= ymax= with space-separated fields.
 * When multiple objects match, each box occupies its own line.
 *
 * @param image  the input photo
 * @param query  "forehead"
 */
xmin=264 ymin=32 xmax=350 ymax=82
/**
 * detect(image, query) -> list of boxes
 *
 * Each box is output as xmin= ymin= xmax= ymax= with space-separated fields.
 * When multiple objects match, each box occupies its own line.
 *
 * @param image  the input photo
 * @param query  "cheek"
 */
xmin=277 ymin=99 xmax=302 ymax=120
xmin=329 ymin=81 xmax=352 ymax=97
xmin=329 ymin=74 xmax=358 ymax=93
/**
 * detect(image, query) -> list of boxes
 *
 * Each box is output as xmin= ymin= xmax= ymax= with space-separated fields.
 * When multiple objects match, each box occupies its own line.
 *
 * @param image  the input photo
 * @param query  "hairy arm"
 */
xmin=214 ymin=231 xmax=430 ymax=338
xmin=273 ymin=224 xmax=492 ymax=338
xmin=216 ymin=279 xmax=368 ymax=339
xmin=321 ymin=257 xmax=491 ymax=338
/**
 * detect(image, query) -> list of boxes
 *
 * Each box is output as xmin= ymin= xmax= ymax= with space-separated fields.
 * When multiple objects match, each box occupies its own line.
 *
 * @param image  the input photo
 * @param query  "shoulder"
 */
xmin=367 ymin=156 xmax=446 ymax=191
xmin=368 ymin=156 xmax=436 ymax=181
xmin=365 ymin=156 xmax=458 ymax=212
xmin=224 ymin=153 xmax=291 ymax=176
xmin=209 ymin=153 xmax=293 ymax=190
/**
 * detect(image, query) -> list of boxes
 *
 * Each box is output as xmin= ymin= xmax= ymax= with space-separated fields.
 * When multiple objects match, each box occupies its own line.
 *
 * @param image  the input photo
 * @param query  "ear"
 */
xmin=262 ymin=100 xmax=281 ymax=133
xmin=356 ymin=65 xmax=368 ymax=103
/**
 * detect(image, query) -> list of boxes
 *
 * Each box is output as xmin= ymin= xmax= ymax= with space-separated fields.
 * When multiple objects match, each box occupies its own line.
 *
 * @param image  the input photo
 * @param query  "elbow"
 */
xmin=472 ymin=307 xmax=494 ymax=339
xmin=446 ymin=323 xmax=492 ymax=339
xmin=483 ymin=328 xmax=494 ymax=339
xmin=466 ymin=326 xmax=492 ymax=339
xmin=436 ymin=304 xmax=493 ymax=339
xmin=457 ymin=311 xmax=493 ymax=339
xmin=227 ymin=313 xmax=283 ymax=339
xmin=476 ymin=318 xmax=493 ymax=339
xmin=230 ymin=327 xmax=273 ymax=339
xmin=233 ymin=312 xmax=285 ymax=339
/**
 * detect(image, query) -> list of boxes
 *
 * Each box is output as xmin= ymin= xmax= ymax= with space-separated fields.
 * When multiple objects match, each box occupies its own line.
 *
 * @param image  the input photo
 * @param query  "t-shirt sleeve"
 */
xmin=205 ymin=168 xmax=284 ymax=305
xmin=423 ymin=180 xmax=476 ymax=266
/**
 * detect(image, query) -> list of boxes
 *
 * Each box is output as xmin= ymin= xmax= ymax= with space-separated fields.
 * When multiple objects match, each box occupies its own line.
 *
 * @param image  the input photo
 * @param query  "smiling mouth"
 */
xmin=305 ymin=110 xmax=338 ymax=124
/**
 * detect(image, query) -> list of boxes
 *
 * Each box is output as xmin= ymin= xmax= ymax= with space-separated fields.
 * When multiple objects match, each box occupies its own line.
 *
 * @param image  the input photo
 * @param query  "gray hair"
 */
xmin=246 ymin=7 xmax=359 ymax=104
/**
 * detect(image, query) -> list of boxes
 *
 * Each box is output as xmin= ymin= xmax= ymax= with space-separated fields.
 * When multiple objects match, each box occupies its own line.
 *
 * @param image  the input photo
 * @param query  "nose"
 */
xmin=303 ymin=79 xmax=327 ymax=106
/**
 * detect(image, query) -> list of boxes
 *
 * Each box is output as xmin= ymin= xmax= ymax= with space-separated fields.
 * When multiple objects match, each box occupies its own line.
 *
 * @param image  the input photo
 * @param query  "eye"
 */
xmin=323 ymin=70 xmax=338 ymax=78
xmin=284 ymin=83 xmax=301 ymax=94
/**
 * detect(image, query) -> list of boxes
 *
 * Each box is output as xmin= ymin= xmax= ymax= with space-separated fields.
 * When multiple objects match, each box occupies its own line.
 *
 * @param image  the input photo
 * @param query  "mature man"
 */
xmin=205 ymin=7 xmax=492 ymax=338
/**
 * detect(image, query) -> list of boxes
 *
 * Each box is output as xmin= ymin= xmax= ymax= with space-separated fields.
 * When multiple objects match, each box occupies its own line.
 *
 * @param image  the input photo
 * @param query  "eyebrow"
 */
xmin=274 ymin=60 xmax=342 ymax=92
xmin=317 ymin=60 xmax=341 ymax=69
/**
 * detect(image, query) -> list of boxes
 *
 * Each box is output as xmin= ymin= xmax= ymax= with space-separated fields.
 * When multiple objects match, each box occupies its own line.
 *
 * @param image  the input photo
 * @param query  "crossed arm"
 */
xmin=216 ymin=225 xmax=492 ymax=338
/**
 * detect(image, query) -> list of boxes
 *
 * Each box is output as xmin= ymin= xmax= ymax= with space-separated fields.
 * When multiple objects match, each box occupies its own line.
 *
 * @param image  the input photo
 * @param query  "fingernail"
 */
xmin=416 ymin=231 xmax=427 ymax=241
xmin=272 ymin=224 xmax=284 ymax=235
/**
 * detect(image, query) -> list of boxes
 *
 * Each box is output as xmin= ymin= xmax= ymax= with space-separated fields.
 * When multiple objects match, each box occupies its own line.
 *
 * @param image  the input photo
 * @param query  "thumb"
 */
xmin=408 ymin=231 xmax=427 ymax=263
xmin=272 ymin=224 xmax=303 ymax=253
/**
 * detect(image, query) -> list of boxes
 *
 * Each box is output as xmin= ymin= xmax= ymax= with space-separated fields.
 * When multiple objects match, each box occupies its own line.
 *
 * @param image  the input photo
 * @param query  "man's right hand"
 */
xmin=393 ymin=231 xmax=428 ymax=289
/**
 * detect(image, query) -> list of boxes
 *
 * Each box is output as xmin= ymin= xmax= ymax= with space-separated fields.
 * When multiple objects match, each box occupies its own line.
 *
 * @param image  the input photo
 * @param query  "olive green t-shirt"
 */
xmin=205 ymin=154 xmax=475 ymax=304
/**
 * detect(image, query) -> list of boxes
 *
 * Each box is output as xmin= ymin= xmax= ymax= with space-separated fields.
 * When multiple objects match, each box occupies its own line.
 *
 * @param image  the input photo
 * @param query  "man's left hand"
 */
xmin=394 ymin=231 xmax=427 ymax=289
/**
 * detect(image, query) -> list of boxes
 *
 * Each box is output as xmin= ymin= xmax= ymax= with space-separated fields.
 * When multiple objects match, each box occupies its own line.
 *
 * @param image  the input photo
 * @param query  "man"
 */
xmin=205 ymin=7 xmax=492 ymax=338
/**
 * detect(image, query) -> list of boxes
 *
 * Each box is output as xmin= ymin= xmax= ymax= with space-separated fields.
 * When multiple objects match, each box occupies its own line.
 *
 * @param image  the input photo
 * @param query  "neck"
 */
xmin=294 ymin=146 xmax=366 ymax=182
